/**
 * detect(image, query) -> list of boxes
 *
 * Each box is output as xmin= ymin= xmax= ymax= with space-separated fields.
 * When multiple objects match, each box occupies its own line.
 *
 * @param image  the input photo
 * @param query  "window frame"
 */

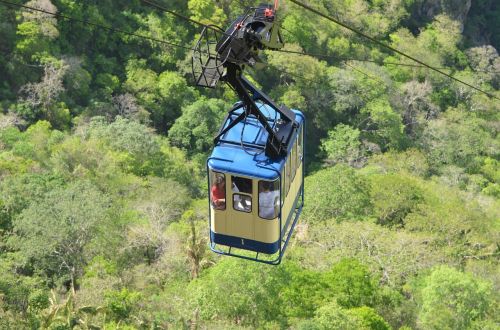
xmin=232 ymin=193 xmax=252 ymax=213
xmin=298 ymin=125 xmax=304 ymax=161
xmin=281 ymin=165 xmax=286 ymax=203
xmin=231 ymin=175 xmax=253 ymax=195
xmin=231 ymin=175 xmax=253 ymax=213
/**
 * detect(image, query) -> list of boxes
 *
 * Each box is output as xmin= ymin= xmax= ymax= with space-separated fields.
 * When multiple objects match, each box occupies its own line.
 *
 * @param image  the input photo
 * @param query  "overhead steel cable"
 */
xmin=0 ymin=0 xmax=382 ymax=92
xmin=278 ymin=12 xmax=500 ymax=74
xmin=287 ymin=0 xmax=499 ymax=101
xmin=140 ymin=0 xmax=235 ymax=39
xmin=142 ymin=0 xmax=451 ymax=71
xmin=4 ymin=0 xmax=497 ymax=99
xmin=264 ymin=61 xmax=392 ymax=91
xmin=142 ymin=0 xmax=499 ymax=76
xmin=0 ymin=0 xmax=194 ymax=52
xmin=273 ymin=48 xmax=500 ymax=74
xmin=140 ymin=0 xmax=208 ymax=30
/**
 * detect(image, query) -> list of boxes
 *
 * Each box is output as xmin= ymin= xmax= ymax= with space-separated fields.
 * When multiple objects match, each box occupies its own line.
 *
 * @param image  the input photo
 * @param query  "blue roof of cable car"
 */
xmin=208 ymin=103 xmax=304 ymax=181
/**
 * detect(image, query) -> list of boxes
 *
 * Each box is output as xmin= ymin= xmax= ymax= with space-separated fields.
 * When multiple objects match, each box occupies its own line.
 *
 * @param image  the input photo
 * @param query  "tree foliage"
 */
xmin=304 ymin=165 xmax=372 ymax=222
xmin=0 ymin=0 xmax=498 ymax=328
xmin=416 ymin=266 xmax=493 ymax=330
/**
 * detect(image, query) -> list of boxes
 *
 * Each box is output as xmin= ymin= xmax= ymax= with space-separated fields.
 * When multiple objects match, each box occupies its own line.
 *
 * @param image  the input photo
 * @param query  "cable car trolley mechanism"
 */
xmin=192 ymin=2 xmax=305 ymax=264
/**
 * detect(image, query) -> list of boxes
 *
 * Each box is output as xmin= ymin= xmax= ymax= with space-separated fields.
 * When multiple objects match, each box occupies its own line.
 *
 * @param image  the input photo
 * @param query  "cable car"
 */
xmin=208 ymin=103 xmax=304 ymax=264
xmin=192 ymin=3 xmax=303 ymax=263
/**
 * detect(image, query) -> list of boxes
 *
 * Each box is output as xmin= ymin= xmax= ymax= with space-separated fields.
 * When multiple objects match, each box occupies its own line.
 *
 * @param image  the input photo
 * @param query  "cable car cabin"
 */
xmin=208 ymin=103 xmax=304 ymax=265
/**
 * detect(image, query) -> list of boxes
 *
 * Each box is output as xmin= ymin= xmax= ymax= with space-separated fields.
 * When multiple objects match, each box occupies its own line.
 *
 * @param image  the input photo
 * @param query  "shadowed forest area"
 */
xmin=0 ymin=0 xmax=499 ymax=329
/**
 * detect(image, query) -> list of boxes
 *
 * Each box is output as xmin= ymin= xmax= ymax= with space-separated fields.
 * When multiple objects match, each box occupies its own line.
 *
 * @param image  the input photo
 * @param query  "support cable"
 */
xmin=273 ymin=48 xmax=500 ymax=74
xmin=0 ymin=0 xmax=194 ymax=51
xmin=2 ymin=0 xmax=497 ymax=100
xmin=287 ymin=0 xmax=499 ymax=101
xmin=142 ymin=0 xmax=499 ymax=77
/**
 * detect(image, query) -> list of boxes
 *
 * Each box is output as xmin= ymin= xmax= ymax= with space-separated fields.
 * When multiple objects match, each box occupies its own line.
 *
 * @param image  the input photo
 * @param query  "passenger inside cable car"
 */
xmin=258 ymin=181 xmax=280 ymax=219
xmin=207 ymin=103 xmax=305 ymax=264
xmin=192 ymin=3 xmax=303 ymax=264
xmin=210 ymin=173 xmax=226 ymax=210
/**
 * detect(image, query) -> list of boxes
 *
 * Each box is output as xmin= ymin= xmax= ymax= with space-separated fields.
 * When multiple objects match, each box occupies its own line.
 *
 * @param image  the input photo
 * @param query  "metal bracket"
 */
xmin=214 ymin=63 xmax=298 ymax=159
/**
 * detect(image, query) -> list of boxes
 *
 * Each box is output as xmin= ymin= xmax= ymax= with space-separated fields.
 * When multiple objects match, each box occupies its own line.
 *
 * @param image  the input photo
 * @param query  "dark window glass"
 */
xmin=233 ymin=194 xmax=252 ymax=213
xmin=232 ymin=176 xmax=252 ymax=194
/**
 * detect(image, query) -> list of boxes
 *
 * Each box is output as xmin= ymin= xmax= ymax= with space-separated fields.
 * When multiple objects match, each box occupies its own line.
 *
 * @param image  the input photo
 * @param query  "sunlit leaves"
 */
xmin=321 ymin=124 xmax=363 ymax=166
xmin=304 ymin=165 xmax=372 ymax=222
xmin=417 ymin=266 xmax=493 ymax=329
xmin=168 ymin=97 xmax=227 ymax=155
xmin=11 ymin=181 xmax=110 ymax=285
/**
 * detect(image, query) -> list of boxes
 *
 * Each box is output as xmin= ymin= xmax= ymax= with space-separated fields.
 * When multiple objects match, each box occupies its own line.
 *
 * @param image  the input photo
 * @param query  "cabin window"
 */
xmin=233 ymin=194 xmax=252 ymax=213
xmin=232 ymin=176 xmax=252 ymax=213
xmin=281 ymin=168 xmax=285 ymax=204
xmin=258 ymin=180 xmax=280 ymax=219
xmin=232 ymin=176 xmax=252 ymax=194
xmin=298 ymin=126 xmax=303 ymax=161
xmin=295 ymin=134 xmax=299 ymax=173
xmin=209 ymin=171 xmax=226 ymax=210
xmin=286 ymin=156 xmax=292 ymax=193
xmin=292 ymin=140 xmax=297 ymax=180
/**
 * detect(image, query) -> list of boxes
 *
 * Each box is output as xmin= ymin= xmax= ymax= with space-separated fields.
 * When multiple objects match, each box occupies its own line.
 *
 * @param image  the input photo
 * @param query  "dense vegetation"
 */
xmin=0 ymin=0 xmax=499 ymax=329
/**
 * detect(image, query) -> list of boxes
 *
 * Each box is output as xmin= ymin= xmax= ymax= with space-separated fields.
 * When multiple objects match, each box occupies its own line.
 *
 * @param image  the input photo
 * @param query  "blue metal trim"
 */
xmin=217 ymin=140 xmax=266 ymax=150
xmin=208 ymin=182 xmax=303 ymax=265
xmin=208 ymin=162 xmax=280 ymax=181
xmin=210 ymin=232 xmax=280 ymax=254
xmin=301 ymin=123 xmax=305 ymax=209
xmin=207 ymin=161 xmax=214 ymax=254
xmin=206 ymin=109 xmax=305 ymax=265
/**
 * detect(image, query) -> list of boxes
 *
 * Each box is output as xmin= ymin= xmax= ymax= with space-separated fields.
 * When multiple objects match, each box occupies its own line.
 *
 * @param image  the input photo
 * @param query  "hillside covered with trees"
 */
xmin=0 ymin=0 xmax=499 ymax=329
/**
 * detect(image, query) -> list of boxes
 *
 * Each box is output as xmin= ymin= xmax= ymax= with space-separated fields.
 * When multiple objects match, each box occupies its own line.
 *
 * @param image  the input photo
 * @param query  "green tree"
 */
xmin=312 ymin=301 xmax=362 ymax=330
xmin=105 ymin=288 xmax=141 ymax=322
xmin=324 ymin=258 xmax=376 ymax=309
xmin=188 ymin=258 xmax=284 ymax=327
xmin=157 ymin=71 xmax=198 ymax=129
xmin=321 ymin=124 xmax=363 ymax=166
xmin=0 ymin=172 xmax=64 ymax=231
xmin=280 ymin=262 xmax=329 ymax=319
xmin=420 ymin=109 xmax=497 ymax=171
xmin=86 ymin=116 xmax=165 ymax=176
xmin=11 ymin=181 xmax=110 ymax=292
xmin=347 ymin=306 xmax=391 ymax=330
xmin=369 ymin=174 xmax=423 ymax=227
xmin=132 ymin=13 xmax=188 ymax=68
xmin=360 ymin=98 xmax=407 ymax=151
xmin=365 ymin=149 xmax=429 ymax=177
xmin=123 ymin=60 xmax=198 ymax=132
xmin=168 ymin=97 xmax=227 ymax=156
xmin=15 ymin=0 xmax=59 ymax=61
xmin=188 ymin=0 xmax=227 ymax=26
xmin=417 ymin=266 xmax=493 ymax=329
xmin=0 ymin=252 xmax=47 ymax=316
xmin=304 ymin=165 xmax=372 ymax=222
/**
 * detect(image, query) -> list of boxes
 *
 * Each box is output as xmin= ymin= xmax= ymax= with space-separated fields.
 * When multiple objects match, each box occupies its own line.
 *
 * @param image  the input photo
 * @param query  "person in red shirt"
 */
xmin=211 ymin=174 xmax=226 ymax=209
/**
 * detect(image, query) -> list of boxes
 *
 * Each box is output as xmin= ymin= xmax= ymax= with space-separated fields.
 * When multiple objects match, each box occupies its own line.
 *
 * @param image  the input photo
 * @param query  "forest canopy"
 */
xmin=0 ymin=0 xmax=498 ymax=329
